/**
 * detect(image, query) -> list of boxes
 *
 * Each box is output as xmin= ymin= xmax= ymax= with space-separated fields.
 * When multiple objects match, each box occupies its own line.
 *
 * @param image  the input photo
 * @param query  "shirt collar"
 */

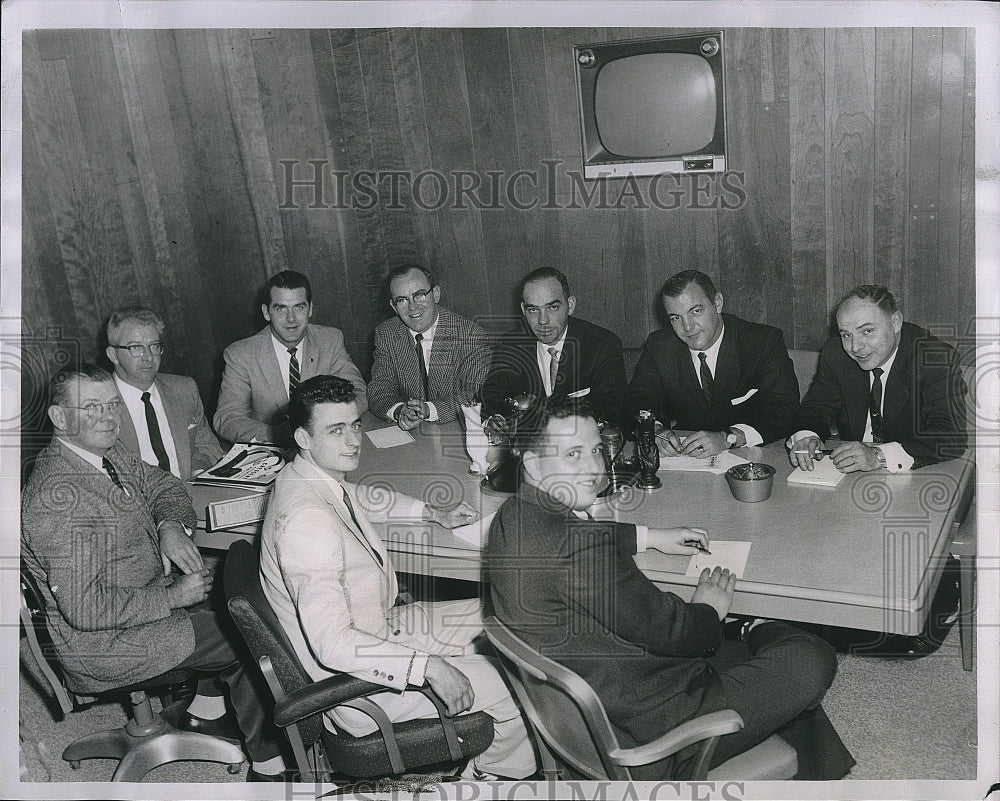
xmin=409 ymin=312 xmax=439 ymax=344
xmin=114 ymin=374 xmax=158 ymax=402
xmin=873 ymin=346 xmax=899 ymax=379
xmin=536 ymin=326 xmax=569 ymax=359
xmin=56 ymin=436 xmax=106 ymax=471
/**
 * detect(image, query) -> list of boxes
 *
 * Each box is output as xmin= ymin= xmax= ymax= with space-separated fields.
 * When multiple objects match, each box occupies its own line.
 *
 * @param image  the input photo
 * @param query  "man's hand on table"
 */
xmin=691 ymin=566 xmax=736 ymax=621
xmin=677 ymin=430 xmax=729 ymax=458
xmin=788 ymin=435 xmax=824 ymax=470
xmin=647 ymin=526 xmax=711 ymax=555
xmin=423 ymin=501 xmax=479 ymax=528
xmin=830 ymin=441 xmax=881 ymax=473
xmin=158 ymin=520 xmax=203 ymax=575
xmin=423 ymin=656 xmax=474 ymax=716
xmin=395 ymin=400 xmax=427 ymax=431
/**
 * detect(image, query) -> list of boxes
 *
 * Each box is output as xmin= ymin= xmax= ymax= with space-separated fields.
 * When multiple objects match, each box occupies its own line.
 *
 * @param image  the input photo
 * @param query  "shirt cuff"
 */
xmin=386 ymin=402 xmax=403 ymax=422
xmin=879 ymin=442 xmax=914 ymax=473
xmin=407 ymin=652 xmax=429 ymax=687
xmin=732 ymin=424 xmax=762 ymax=448
xmin=634 ymin=524 xmax=649 ymax=553
xmin=156 ymin=520 xmax=192 ymax=538
xmin=787 ymin=430 xmax=820 ymax=449
xmin=408 ymin=499 xmax=428 ymax=520
xmin=425 ymin=402 xmax=439 ymax=422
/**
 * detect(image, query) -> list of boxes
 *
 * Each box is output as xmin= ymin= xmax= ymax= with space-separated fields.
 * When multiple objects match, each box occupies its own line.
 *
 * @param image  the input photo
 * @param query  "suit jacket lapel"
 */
xmin=845 ymin=365 xmax=870 ymax=439
xmin=155 ymin=377 xmax=191 ymax=476
xmin=257 ymin=330 xmax=290 ymax=407
xmin=675 ymin=341 xmax=709 ymax=414
xmin=713 ymin=326 xmax=739 ymax=411
xmin=116 ymin=401 xmax=141 ymax=453
xmin=301 ymin=326 xmax=321 ymax=381
xmin=882 ymin=348 xmax=910 ymax=428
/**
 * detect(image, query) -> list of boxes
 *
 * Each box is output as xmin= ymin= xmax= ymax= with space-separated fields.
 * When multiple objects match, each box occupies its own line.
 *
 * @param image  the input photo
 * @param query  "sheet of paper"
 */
xmin=451 ymin=511 xmax=497 ymax=547
xmin=658 ymin=449 xmax=749 ymax=475
xmin=685 ymin=540 xmax=752 ymax=578
xmin=365 ymin=426 xmax=416 ymax=448
xmin=787 ymin=457 xmax=847 ymax=487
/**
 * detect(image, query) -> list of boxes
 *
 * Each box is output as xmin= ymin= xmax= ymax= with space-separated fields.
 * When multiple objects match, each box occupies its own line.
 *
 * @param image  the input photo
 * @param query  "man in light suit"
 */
xmin=368 ymin=265 xmax=491 ymax=430
xmin=21 ymin=364 xmax=288 ymax=781
xmin=106 ymin=305 xmax=222 ymax=480
xmin=259 ymin=375 xmax=536 ymax=781
xmin=480 ymin=267 xmax=626 ymax=427
xmin=214 ymin=270 xmax=367 ymax=446
xmin=625 ymin=270 xmax=799 ymax=457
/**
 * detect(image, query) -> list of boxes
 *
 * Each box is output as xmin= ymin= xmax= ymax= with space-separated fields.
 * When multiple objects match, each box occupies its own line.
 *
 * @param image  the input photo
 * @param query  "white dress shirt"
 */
xmin=270 ymin=333 xmax=307 ymax=399
xmin=114 ymin=376 xmax=180 ymax=478
xmin=536 ymin=328 xmax=569 ymax=397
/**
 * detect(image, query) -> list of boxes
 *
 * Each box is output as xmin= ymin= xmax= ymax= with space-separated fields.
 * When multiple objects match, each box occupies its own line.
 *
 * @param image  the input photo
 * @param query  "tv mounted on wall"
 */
xmin=574 ymin=31 xmax=728 ymax=179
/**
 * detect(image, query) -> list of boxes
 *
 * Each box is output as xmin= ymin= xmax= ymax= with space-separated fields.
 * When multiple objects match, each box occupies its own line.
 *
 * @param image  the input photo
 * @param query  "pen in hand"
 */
xmin=685 ymin=540 xmax=712 ymax=555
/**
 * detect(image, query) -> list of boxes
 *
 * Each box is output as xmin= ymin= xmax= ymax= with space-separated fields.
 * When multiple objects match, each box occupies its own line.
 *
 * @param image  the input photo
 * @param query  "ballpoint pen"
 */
xmin=686 ymin=541 xmax=712 ymax=555
xmin=791 ymin=448 xmax=834 ymax=456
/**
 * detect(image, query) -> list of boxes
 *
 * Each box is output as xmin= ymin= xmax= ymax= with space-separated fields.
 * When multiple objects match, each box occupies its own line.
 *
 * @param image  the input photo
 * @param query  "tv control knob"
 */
xmin=577 ymin=49 xmax=596 ymax=68
xmin=700 ymin=37 xmax=720 ymax=57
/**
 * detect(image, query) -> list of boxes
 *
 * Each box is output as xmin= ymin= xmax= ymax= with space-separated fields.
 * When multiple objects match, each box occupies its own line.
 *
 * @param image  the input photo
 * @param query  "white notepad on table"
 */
xmin=365 ymin=426 xmax=415 ymax=448
xmin=685 ymin=541 xmax=751 ymax=578
xmin=787 ymin=457 xmax=847 ymax=487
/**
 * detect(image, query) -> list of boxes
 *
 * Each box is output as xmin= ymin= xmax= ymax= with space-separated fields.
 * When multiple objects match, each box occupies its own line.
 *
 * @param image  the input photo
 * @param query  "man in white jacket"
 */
xmin=258 ymin=374 xmax=535 ymax=780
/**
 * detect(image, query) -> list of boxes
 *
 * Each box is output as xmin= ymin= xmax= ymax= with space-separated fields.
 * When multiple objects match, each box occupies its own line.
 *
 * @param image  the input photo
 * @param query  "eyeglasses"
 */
xmin=61 ymin=400 xmax=122 ymax=418
xmin=391 ymin=289 xmax=432 ymax=308
xmin=112 ymin=342 xmax=165 ymax=357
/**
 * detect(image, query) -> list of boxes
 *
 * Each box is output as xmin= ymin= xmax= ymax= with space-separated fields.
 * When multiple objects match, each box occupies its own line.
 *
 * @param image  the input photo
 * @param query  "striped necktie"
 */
xmin=288 ymin=347 xmax=300 ymax=394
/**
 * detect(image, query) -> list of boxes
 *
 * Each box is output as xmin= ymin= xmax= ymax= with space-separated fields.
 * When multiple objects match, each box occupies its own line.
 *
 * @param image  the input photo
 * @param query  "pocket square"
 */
xmin=567 ymin=388 xmax=591 ymax=398
xmin=187 ymin=423 xmax=198 ymax=429
xmin=730 ymin=388 xmax=759 ymax=405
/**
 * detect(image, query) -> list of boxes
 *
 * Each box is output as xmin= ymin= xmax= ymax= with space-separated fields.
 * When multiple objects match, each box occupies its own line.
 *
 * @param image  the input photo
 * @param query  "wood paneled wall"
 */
xmin=20 ymin=27 xmax=975 ymax=428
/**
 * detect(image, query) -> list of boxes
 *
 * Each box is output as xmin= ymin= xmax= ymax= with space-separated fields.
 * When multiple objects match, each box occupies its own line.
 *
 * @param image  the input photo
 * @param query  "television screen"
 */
xmin=575 ymin=32 xmax=727 ymax=178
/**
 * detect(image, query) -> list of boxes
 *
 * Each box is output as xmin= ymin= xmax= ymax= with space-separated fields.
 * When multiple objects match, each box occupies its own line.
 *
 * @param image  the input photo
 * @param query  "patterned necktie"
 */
xmin=287 ymin=347 xmax=300 ymax=394
xmin=414 ymin=333 xmax=430 ymax=400
xmin=342 ymin=489 xmax=383 ymax=568
xmin=102 ymin=456 xmax=126 ymax=492
xmin=141 ymin=391 xmax=170 ymax=471
xmin=869 ymin=367 xmax=885 ymax=444
xmin=548 ymin=347 xmax=560 ymax=396
xmin=698 ymin=352 xmax=714 ymax=406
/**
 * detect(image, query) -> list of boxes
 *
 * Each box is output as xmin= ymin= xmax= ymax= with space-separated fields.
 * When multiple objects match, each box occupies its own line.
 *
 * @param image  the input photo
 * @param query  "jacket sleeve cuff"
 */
xmin=732 ymin=424 xmax=762 ymax=447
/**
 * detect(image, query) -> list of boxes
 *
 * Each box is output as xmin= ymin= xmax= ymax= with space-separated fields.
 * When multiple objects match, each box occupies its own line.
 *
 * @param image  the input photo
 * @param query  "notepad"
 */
xmin=787 ymin=457 xmax=847 ymax=487
xmin=658 ymin=449 xmax=749 ymax=475
xmin=686 ymin=541 xmax=751 ymax=578
xmin=365 ymin=426 xmax=415 ymax=448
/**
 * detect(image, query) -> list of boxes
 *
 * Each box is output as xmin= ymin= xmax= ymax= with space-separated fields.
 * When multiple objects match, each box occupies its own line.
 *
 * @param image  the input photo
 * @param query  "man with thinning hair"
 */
xmin=106 ymin=305 xmax=222 ymax=480
xmin=626 ymin=270 xmax=799 ymax=457
xmin=215 ymin=270 xmax=367 ymax=446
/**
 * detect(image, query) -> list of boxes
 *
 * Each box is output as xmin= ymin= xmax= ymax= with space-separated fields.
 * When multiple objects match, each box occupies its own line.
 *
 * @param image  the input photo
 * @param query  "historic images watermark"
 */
xmin=276 ymin=160 xmax=748 ymax=212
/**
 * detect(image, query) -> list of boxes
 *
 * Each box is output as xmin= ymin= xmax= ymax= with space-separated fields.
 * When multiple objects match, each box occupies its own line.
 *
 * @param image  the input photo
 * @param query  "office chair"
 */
xmin=222 ymin=539 xmax=495 ymax=782
xmin=950 ymin=457 xmax=976 ymax=671
xmin=484 ymin=616 xmax=798 ymax=781
xmin=19 ymin=568 xmax=246 ymax=781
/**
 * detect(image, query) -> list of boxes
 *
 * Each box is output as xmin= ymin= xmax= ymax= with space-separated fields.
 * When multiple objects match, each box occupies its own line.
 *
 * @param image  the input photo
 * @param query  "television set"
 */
xmin=574 ymin=31 xmax=728 ymax=179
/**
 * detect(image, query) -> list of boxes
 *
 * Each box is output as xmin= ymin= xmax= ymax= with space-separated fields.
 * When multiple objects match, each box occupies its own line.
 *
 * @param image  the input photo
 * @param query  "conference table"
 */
xmin=191 ymin=418 xmax=973 ymax=637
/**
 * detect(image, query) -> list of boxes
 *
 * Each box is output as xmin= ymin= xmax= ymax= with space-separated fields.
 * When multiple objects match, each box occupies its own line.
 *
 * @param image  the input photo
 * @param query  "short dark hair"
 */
xmin=49 ymin=363 xmax=113 ymax=408
xmin=521 ymin=267 xmax=571 ymax=300
xmin=514 ymin=394 xmax=597 ymax=454
xmin=387 ymin=264 xmax=435 ymax=289
xmin=107 ymin=305 xmax=165 ymax=344
xmin=662 ymin=270 xmax=718 ymax=301
xmin=288 ymin=375 xmax=357 ymax=435
xmin=838 ymin=284 xmax=898 ymax=315
xmin=266 ymin=270 xmax=312 ymax=304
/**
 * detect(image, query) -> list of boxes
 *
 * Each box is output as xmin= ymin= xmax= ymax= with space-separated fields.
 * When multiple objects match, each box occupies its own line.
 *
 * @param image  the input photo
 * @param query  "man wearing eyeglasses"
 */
xmin=215 ymin=270 xmax=367 ymax=446
xmin=368 ymin=265 xmax=491 ymax=430
xmin=21 ymin=364 xmax=289 ymax=780
xmin=106 ymin=305 xmax=222 ymax=480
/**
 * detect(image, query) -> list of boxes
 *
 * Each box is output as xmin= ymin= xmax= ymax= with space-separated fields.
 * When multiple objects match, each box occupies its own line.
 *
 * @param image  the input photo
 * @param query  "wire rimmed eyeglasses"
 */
xmin=60 ymin=401 xmax=122 ymax=417
xmin=112 ymin=342 xmax=165 ymax=357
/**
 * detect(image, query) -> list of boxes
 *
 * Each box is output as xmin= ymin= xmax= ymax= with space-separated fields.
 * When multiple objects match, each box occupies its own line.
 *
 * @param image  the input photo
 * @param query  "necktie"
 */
xmin=102 ymin=456 xmax=126 ymax=492
xmin=548 ymin=347 xmax=560 ymax=396
xmin=869 ymin=367 xmax=885 ymax=444
xmin=415 ymin=333 xmax=430 ymax=400
xmin=342 ymin=489 xmax=383 ymax=568
xmin=288 ymin=347 xmax=300 ymax=394
xmin=698 ymin=352 xmax=714 ymax=406
xmin=141 ymin=391 xmax=170 ymax=472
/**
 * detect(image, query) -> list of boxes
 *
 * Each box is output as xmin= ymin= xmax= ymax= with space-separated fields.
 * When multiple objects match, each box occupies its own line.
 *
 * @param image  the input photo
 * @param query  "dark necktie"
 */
xmin=548 ymin=347 xmax=560 ymax=395
xmin=102 ymin=456 xmax=126 ymax=492
xmin=288 ymin=347 xmax=300 ymax=394
xmin=342 ymin=489 xmax=383 ymax=568
xmin=414 ymin=333 xmax=430 ymax=401
xmin=141 ymin=391 xmax=170 ymax=472
xmin=869 ymin=367 xmax=885 ymax=444
xmin=698 ymin=352 xmax=714 ymax=406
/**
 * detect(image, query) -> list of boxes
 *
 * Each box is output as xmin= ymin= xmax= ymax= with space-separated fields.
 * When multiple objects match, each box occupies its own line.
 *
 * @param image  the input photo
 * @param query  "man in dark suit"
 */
xmin=106 ymin=305 xmax=222 ymax=480
xmin=789 ymin=284 xmax=967 ymax=473
xmin=21 ymin=364 xmax=287 ymax=781
xmin=480 ymin=267 xmax=626 ymax=426
xmin=485 ymin=395 xmax=854 ymax=780
xmin=626 ymin=270 xmax=799 ymax=456
xmin=368 ymin=265 xmax=491 ymax=430
xmin=214 ymin=270 xmax=367 ymax=446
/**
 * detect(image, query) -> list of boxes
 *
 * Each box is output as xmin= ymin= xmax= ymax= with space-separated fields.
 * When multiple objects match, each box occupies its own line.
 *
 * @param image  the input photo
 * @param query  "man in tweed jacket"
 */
xmin=368 ymin=265 xmax=491 ymax=429
xmin=21 ymin=364 xmax=286 ymax=780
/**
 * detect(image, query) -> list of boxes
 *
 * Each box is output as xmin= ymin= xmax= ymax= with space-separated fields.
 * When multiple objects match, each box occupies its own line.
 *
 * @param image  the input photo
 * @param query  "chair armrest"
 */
xmin=273 ymin=674 xmax=389 ymax=728
xmin=608 ymin=709 xmax=744 ymax=768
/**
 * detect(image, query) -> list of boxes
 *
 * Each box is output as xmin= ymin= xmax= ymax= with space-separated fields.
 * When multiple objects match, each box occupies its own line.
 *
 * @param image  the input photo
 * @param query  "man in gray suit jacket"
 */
xmin=106 ymin=305 xmax=222 ymax=480
xmin=21 ymin=365 xmax=287 ymax=780
xmin=214 ymin=270 xmax=367 ymax=446
xmin=368 ymin=265 xmax=491 ymax=429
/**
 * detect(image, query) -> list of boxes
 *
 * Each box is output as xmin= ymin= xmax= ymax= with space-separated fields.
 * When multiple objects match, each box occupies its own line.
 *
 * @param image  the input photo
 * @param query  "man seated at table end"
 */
xmin=485 ymin=393 xmax=855 ymax=780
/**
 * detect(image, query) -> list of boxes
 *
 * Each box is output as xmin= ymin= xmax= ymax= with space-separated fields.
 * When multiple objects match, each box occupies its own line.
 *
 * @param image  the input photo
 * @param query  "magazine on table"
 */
xmin=189 ymin=443 xmax=289 ymax=489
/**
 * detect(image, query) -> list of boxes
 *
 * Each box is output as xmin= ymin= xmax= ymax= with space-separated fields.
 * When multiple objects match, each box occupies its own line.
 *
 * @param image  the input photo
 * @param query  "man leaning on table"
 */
xmin=106 ymin=305 xmax=222 ymax=480
xmin=788 ymin=284 xmax=967 ymax=473
xmin=625 ymin=270 xmax=799 ymax=457
xmin=214 ymin=270 xmax=367 ymax=447
xmin=368 ymin=264 xmax=491 ymax=431
xmin=258 ymin=375 xmax=536 ymax=781
xmin=485 ymin=394 xmax=855 ymax=780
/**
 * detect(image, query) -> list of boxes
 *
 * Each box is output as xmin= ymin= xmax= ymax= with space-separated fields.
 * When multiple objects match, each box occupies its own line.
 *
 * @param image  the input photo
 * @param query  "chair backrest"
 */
xmin=19 ymin=568 xmax=74 ymax=717
xmin=788 ymin=348 xmax=820 ymax=401
xmin=222 ymin=539 xmax=325 ymax=749
xmin=484 ymin=616 xmax=633 ymax=780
